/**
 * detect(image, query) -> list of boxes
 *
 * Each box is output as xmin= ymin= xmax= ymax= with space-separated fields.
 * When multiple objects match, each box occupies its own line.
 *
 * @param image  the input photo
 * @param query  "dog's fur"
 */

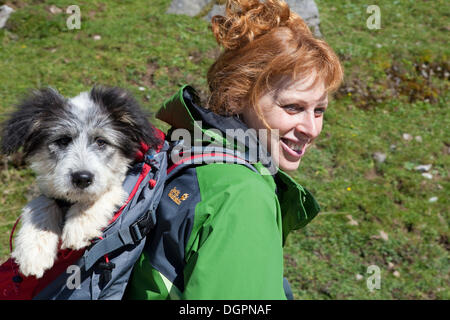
xmin=1 ymin=86 xmax=161 ymax=278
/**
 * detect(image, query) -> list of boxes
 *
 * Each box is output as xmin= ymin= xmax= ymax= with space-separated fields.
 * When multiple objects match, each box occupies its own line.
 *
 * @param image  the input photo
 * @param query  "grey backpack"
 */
xmin=32 ymin=144 xmax=169 ymax=300
xmin=24 ymin=142 xmax=254 ymax=300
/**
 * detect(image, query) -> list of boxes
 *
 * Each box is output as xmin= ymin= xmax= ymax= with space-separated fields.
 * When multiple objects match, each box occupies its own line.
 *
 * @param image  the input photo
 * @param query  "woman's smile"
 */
xmin=280 ymin=137 xmax=308 ymax=158
xmin=242 ymin=72 xmax=328 ymax=172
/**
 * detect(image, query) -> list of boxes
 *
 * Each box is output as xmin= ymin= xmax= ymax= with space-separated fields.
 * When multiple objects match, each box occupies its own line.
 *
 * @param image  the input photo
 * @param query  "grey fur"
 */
xmin=0 ymin=86 xmax=160 ymax=277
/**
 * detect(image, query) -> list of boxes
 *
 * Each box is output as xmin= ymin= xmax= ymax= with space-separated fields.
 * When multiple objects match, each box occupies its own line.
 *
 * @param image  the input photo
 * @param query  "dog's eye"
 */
xmin=95 ymin=137 xmax=107 ymax=147
xmin=55 ymin=136 xmax=72 ymax=147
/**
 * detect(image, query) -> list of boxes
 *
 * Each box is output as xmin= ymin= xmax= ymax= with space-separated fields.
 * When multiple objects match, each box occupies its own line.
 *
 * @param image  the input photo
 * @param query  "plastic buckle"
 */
xmin=129 ymin=210 xmax=154 ymax=243
xmin=129 ymin=223 xmax=143 ymax=243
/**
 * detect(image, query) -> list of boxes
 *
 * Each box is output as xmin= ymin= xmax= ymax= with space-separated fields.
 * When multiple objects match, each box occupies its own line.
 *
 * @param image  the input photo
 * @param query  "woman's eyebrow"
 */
xmin=278 ymin=92 xmax=328 ymax=106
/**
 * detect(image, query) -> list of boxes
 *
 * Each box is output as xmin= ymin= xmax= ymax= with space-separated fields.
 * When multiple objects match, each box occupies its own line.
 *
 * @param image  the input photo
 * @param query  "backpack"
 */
xmin=0 ymin=140 xmax=258 ymax=300
xmin=0 ymin=137 xmax=170 ymax=300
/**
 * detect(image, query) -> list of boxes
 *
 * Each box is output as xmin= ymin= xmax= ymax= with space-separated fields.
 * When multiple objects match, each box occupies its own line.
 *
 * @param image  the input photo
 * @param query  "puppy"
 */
xmin=1 ymin=86 xmax=161 ymax=278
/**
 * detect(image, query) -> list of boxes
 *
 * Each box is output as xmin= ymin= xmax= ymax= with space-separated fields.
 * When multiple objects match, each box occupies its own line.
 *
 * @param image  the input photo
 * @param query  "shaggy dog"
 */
xmin=1 ymin=86 xmax=161 ymax=278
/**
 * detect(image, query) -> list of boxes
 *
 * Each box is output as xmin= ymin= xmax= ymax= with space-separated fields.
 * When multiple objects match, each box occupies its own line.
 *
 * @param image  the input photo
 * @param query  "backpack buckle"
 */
xmin=129 ymin=210 xmax=155 ymax=243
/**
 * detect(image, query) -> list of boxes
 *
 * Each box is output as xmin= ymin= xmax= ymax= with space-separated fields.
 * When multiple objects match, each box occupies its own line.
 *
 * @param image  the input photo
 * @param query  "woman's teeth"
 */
xmin=283 ymin=139 xmax=304 ymax=153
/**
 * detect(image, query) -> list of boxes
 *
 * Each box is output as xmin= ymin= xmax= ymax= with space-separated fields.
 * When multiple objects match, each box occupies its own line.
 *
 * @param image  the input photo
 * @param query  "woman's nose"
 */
xmin=295 ymin=111 xmax=321 ymax=139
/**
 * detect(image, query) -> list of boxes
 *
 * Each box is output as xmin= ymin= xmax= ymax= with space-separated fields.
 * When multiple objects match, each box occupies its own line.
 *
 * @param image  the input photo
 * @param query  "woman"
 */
xmin=125 ymin=0 xmax=343 ymax=299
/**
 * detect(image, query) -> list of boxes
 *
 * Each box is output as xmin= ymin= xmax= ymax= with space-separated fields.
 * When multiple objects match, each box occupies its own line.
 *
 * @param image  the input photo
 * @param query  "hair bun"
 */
xmin=211 ymin=0 xmax=308 ymax=50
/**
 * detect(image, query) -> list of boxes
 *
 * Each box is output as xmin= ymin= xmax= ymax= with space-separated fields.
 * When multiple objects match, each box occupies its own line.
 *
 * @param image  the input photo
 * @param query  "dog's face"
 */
xmin=1 ymin=86 xmax=160 ymax=203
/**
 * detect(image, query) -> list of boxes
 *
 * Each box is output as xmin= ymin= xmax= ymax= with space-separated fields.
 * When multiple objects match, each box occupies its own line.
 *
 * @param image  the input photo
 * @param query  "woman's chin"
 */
xmin=278 ymin=158 xmax=302 ymax=172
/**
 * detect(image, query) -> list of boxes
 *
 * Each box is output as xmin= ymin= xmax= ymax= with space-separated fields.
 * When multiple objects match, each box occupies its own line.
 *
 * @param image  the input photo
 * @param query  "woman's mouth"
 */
xmin=280 ymin=138 xmax=308 ymax=158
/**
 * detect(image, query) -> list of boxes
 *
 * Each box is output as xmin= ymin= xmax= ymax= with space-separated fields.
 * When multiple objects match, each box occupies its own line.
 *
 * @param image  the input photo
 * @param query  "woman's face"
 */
xmin=242 ymin=74 xmax=328 ymax=172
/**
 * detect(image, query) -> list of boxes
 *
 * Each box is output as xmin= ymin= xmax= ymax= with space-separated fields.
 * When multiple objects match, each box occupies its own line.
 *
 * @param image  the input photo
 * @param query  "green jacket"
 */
xmin=125 ymin=85 xmax=320 ymax=300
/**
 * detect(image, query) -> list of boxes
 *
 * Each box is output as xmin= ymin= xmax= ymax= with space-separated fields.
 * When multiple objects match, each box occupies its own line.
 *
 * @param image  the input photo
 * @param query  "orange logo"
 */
xmin=168 ymin=187 xmax=189 ymax=205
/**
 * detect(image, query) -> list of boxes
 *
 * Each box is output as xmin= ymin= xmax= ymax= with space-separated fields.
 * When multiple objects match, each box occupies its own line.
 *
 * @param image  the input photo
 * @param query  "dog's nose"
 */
xmin=71 ymin=171 xmax=94 ymax=189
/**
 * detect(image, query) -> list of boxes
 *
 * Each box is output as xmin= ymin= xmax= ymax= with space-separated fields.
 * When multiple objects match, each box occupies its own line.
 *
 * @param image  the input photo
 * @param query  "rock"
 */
xmin=372 ymin=152 xmax=387 ymax=164
xmin=402 ymin=133 xmax=413 ymax=141
xmin=355 ymin=274 xmax=364 ymax=281
xmin=414 ymin=164 xmax=432 ymax=172
xmin=415 ymin=135 xmax=423 ymax=143
xmin=371 ymin=230 xmax=389 ymax=241
xmin=428 ymin=196 xmax=438 ymax=203
xmin=168 ymin=0 xmax=322 ymax=37
xmin=204 ymin=4 xmax=226 ymax=22
xmin=283 ymin=0 xmax=322 ymax=37
xmin=346 ymin=214 xmax=359 ymax=226
xmin=0 ymin=5 xmax=14 ymax=29
xmin=421 ymin=173 xmax=433 ymax=180
xmin=379 ymin=230 xmax=389 ymax=241
xmin=48 ymin=5 xmax=63 ymax=15
xmin=93 ymin=35 xmax=102 ymax=41
xmin=167 ymin=0 xmax=210 ymax=16
xmin=393 ymin=270 xmax=400 ymax=278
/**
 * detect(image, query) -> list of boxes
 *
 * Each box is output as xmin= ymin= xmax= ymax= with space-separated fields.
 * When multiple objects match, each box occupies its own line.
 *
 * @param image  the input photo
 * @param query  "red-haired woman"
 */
xmin=126 ymin=0 xmax=343 ymax=300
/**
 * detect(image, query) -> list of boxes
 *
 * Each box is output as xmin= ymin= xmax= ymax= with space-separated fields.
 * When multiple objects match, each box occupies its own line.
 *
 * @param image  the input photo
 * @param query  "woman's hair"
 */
xmin=206 ymin=0 xmax=343 ymax=124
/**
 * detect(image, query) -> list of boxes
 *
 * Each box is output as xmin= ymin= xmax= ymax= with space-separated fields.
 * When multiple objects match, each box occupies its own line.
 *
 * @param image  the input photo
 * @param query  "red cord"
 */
xmin=9 ymin=217 xmax=21 ymax=254
xmin=96 ymin=236 xmax=110 ymax=263
xmin=8 ymin=217 xmax=21 ymax=277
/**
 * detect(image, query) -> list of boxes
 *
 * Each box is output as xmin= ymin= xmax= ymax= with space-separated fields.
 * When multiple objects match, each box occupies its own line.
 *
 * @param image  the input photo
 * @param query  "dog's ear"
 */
xmin=1 ymin=88 xmax=66 ymax=156
xmin=89 ymin=86 xmax=162 ymax=155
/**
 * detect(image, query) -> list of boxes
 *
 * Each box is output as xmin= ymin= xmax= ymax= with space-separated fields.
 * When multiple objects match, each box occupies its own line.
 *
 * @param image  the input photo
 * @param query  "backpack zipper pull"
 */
xmin=98 ymin=260 xmax=115 ymax=287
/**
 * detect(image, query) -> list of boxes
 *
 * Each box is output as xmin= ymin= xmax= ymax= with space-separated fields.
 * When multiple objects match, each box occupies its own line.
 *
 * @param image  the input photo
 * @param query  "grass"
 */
xmin=0 ymin=0 xmax=448 ymax=299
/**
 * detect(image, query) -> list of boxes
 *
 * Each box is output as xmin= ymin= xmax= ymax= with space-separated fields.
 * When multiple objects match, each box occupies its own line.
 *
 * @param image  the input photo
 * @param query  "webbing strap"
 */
xmin=167 ymin=150 xmax=259 ymax=178
xmin=84 ymin=146 xmax=257 ymax=271
xmin=83 ymin=210 xmax=155 ymax=271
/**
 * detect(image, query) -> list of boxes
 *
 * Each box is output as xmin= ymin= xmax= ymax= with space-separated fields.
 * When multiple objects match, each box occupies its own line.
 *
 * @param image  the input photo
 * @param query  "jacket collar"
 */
xmin=275 ymin=170 xmax=320 ymax=244
xmin=156 ymin=85 xmax=320 ymax=237
xmin=156 ymin=85 xmax=269 ymax=165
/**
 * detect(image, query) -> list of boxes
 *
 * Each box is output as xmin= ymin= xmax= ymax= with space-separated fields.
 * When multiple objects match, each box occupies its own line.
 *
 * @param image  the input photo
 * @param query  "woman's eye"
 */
xmin=315 ymin=108 xmax=326 ymax=116
xmin=282 ymin=104 xmax=303 ymax=113
xmin=55 ymin=136 xmax=72 ymax=147
xmin=95 ymin=137 xmax=107 ymax=147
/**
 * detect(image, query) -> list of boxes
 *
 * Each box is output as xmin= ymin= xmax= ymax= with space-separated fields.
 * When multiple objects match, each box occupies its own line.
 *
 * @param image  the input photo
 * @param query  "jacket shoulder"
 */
xmin=195 ymin=163 xmax=276 ymax=196
xmin=188 ymin=163 xmax=281 ymax=251
xmin=183 ymin=163 xmax=285 ymax=299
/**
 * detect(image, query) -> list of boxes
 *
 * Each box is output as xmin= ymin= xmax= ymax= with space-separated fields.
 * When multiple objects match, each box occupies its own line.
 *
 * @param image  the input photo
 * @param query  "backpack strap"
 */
xmin=83 ymin=144 xmax=258 ymax=271
xmin=83 ymin=144 xmax=169 ymax=272
xmin=167 ymin=146 xmax=259 ymax=178
xmin=83 ymin=209 xmax=156 ymax=271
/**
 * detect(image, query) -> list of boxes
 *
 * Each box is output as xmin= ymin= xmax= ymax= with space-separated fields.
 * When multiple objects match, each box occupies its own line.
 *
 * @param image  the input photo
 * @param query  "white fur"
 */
xmin=69 ymin=91 xmax=96 ymax=113
xmin=10 ymin=89 xmax=138 ymax=278
xmin=60 ymin=185 xmax=128 ymax=250
xmin=12 ymin=196 xmax=62 ymax=278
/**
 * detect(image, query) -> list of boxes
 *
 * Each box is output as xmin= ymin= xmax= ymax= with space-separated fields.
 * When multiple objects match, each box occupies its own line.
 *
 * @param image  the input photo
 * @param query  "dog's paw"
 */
xmin=60 ymin=220 xmax=101 ymax=250
xmin=16 ymin=257 xmax=52 ymax=279
xmin=60 ymin=228 xmax=93 ymax=250
xmin=12 ymin=198 xmax=61 ymax=278
xmin=12 ymin=242 xmax=57 ymax=279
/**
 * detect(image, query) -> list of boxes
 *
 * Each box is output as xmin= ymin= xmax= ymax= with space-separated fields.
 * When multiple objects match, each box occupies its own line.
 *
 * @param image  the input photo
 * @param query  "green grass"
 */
xmin=0 ymin=0 xmax=448 ymax=299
